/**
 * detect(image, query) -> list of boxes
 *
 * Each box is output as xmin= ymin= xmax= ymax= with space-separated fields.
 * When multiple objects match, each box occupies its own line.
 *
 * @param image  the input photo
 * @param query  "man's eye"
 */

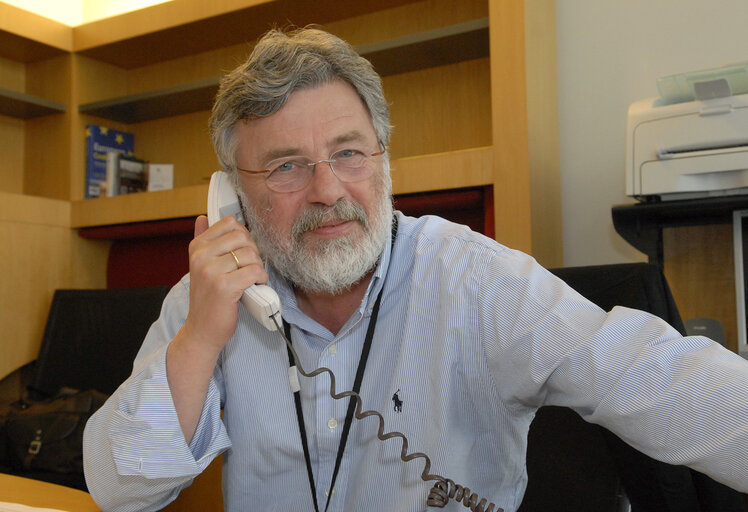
xmin=335 ymin=149 xmax=362 ymax=159
xmin=274 ymin=161 xmax=298 ymax=172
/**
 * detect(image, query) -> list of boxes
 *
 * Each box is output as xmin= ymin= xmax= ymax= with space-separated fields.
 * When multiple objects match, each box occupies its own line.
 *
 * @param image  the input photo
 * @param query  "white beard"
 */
xmin=242 ymin=169 xmax=393 ymax=295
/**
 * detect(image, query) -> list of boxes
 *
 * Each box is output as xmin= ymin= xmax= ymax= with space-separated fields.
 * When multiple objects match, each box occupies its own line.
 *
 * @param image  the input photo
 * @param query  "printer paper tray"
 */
xmin=641 ymin=149 xmax=748 ymax=198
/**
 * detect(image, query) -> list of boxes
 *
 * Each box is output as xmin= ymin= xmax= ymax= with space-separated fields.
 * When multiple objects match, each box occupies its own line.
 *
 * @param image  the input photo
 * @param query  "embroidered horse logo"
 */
xmin=392 ymin=389 xmax=403 ymax=413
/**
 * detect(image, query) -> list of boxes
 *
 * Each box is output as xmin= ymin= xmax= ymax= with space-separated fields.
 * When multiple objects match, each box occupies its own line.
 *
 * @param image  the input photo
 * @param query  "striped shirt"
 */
xmin=83 ymin=212 xmax=748 ymax=511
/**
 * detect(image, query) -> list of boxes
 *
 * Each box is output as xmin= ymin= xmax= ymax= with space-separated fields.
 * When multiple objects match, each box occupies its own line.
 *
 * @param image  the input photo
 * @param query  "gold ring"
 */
xmin=230 ymin=250 xmax=240 ymax=269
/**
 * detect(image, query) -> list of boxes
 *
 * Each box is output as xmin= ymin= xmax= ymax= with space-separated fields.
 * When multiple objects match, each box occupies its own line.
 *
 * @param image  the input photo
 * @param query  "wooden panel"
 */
xmin=130 ymin=110 xmax=218 ymax=188
xmin=0 ymin=114 xmax=24 ymax=194
xmin=0 ymin=55 xmax=25 ymax=90
xmin=23 ymin=114 xmax=71 ymax=199
xmin=385 ymin=58 xmax=491 ymax=159
xmin=70 ymin=184 xmax=211 ymax=228
xmin=75 ymin=54 xmax=130 ymax=105
xmin=663 ymin=225 xmax=737 ymax=352
xmin=23 ymin=54 xmax=74 ymax=200
xmin=0 ymin=194 xmax=71 ymax=379
xmin=490 ymin=0 xmax=532 ymax=252
xmin=524 ymin=0 xmax=562 ymax=267
xmin=391 ymin=147 xmax=493 ymax=194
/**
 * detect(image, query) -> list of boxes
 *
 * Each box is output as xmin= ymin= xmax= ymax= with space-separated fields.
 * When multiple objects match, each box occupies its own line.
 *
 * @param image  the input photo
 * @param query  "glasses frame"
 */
xmin=236 ymin=142 xmax=386 ymax=192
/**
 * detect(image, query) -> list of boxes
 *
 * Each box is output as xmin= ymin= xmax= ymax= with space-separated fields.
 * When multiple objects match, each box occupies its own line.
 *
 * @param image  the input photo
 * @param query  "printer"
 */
xmin=625 ymin=92 xmax=748 ymax=201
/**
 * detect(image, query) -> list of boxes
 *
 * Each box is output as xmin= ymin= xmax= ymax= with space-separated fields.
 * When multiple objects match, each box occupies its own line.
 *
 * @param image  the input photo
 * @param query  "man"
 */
xmin=83 ymin=27 xmax=748 ymax=512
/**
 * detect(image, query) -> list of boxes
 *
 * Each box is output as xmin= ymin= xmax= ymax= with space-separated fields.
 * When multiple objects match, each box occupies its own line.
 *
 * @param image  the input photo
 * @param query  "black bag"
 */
xmin=3 ymin=389 xmax=108 ymax=474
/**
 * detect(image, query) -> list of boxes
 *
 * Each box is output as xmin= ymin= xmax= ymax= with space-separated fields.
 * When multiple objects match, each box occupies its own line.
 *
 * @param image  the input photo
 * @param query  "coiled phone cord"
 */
xmin=271 ymin=315 xmax=503 ymax=512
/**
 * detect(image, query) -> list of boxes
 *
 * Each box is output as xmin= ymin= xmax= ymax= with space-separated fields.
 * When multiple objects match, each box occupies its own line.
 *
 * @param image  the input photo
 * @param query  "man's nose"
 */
xmin=305 ymin=160 xmax=347 ymax=205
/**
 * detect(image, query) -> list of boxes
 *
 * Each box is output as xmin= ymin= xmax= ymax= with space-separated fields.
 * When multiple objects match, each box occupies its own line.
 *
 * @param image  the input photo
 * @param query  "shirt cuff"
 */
xmin=109 ymin=346 xmax=231 ymax=479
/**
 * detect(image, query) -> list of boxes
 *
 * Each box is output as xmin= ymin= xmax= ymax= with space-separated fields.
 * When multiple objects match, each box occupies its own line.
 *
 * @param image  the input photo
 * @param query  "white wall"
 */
xmin=556 ymin=0 xmax=748 ymax=266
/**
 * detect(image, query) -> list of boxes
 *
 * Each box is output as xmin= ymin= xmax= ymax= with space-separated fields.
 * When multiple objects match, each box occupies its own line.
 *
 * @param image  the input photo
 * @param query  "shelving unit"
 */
xmin=1 ymin=0 xmax=561 ymax=252
xmin=78 ymin=77 xmax=219 ymax=124
xmin=78 ymin=18 xmax=489 ymax=124
xmin=67 ymin=1 xmax=509 ymax=233
xmin=0 ymin=4 xmax=70 ymax=119
xmin=0 ymin=0 xmax=564 ymax=254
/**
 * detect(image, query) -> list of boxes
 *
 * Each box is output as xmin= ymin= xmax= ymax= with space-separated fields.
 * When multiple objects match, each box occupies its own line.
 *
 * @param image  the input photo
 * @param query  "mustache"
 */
xmin=291 ymin=199 xmax=369 ymax=242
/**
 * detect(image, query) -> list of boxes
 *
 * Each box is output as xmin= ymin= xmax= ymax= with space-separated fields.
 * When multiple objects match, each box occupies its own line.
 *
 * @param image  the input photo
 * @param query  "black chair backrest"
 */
xmin=31 ymin=286 xmax=169 ymax=398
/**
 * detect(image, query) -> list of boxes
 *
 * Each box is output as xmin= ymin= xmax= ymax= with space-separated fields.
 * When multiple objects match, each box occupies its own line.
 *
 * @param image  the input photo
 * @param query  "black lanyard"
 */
xmin=284 ymin=290 xmax=383 ymax=512
xmin=283 ymin=217 xmax=396 ymax=512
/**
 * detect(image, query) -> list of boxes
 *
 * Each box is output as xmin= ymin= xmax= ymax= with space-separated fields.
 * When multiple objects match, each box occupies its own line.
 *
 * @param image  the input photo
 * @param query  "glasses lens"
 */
xmin=266 ymin=160 xmax=309 ymax=192
xmin=331 ymin=149 xmax=370 ymax=182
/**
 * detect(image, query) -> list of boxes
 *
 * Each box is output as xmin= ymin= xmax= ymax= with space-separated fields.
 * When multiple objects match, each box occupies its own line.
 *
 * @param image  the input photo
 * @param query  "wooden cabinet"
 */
xmin=0 ymin=0 xmax=561 ymax=376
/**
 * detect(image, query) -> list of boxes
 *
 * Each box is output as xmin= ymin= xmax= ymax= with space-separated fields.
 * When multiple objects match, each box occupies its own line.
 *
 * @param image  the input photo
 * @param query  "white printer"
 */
xmin=626 ymin=92 xmax=748 ymax=201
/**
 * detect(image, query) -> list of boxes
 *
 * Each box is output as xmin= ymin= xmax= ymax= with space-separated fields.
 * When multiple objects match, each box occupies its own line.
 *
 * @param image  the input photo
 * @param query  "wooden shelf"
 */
xmin=0 ymin=2 xmax=71 ymax=62
xmin=78 ymin=77 xmax=218 ymax=124
xmin=73 ymin=0 xmax=416 ymax=69
xmin=70 ymin=147 xmax=492 ymax=228
xmin=77 ymin=18 xmax=488 ymax=124
xmin=359 ymin=18 xmax=488 ymax=76
xmin=0 ymin=87 xmax=66 ymax=119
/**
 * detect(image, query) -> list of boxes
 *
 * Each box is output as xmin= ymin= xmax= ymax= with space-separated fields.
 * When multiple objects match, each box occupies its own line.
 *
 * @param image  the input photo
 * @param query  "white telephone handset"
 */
xmin=207 ymin=171 xmax=282 ymax=331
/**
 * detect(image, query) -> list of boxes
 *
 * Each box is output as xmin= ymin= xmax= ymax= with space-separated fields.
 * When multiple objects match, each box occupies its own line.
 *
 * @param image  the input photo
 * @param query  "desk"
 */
xmin=0 ymin=474 xmax=99 ymax=511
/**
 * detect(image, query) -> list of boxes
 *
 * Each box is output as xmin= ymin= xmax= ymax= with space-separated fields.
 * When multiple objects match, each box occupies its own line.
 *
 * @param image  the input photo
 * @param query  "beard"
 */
xmin=241 ymin=168 xmax=394 ymax=295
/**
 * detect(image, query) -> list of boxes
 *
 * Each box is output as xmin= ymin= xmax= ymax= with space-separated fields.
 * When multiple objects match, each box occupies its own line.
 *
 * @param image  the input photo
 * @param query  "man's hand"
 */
xmin=166 ymin=214 xmax=268 ymax=443
xmin=182 ymin=214 xmax=268 ymax=350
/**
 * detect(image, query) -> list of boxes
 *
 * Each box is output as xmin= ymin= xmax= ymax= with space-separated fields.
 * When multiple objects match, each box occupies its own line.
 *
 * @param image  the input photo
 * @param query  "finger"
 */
xmin=228 ymin=249 xmax=242 ymax=271
xmin=227 ymin=245 xmax=263 ymax=270
xmin=194 ymin=215 xmax=209 ymax=237
xmin=230 ymin=256 xmax=270 ymax=286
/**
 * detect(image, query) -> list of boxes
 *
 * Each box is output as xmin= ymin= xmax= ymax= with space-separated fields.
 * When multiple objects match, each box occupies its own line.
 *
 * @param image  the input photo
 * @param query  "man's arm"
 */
xmin=480 ymin=249 xmax=748 ymax=492
xmin=167 ymin=215 xmax=267 ymax=442
xmin=83 ymin=215 xmax=266 ymax=510
xmin=82 ymin=280 xmax=230 ymax=512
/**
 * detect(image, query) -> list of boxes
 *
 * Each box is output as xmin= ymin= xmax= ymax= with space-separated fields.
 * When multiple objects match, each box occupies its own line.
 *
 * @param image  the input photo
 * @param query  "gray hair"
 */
xmin=209 ymin=27 xmax=391 ymax=175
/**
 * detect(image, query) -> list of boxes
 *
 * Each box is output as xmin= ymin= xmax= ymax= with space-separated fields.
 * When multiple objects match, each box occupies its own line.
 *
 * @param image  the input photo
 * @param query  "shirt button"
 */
xmin=327 ymin=418 xmax=338 ymax=430
xmin=326 ymin=488 xmax=336 ymax=498
xmin=329 ymin=344 xmax=337 ymax=356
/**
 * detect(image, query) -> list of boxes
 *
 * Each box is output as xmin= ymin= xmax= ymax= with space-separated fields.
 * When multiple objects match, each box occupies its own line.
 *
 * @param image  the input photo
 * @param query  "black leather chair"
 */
xmin=518 ymin=263 xmax=746 ymax=512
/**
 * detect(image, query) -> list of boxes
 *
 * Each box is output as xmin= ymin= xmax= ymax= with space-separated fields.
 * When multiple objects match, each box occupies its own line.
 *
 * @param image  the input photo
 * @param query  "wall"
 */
xmin=556 ymin=0 xmax=748 ymax=266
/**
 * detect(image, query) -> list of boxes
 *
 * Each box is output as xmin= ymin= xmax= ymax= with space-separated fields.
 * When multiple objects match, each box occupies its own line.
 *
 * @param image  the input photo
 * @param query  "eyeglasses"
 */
xmin=236 ymin=144 xmax=386 ymax=193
